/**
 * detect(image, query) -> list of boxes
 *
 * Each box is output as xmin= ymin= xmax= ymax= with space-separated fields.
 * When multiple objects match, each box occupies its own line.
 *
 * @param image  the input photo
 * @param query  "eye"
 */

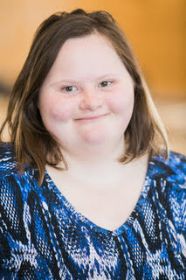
xmin=99 ymin=80 xmax=113 ymax=88
xmin=61 ymin=85 xmax=78 ymax=94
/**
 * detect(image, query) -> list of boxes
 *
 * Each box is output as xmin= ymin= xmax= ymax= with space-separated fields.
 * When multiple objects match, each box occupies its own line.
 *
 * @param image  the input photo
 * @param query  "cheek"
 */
xmin=40 ymin=97 xmax=75 ymax=122
xmin=106 ymin=90 xmax=134 ymax=116
xmin=51 ymin=103 xmax=73 ymax=122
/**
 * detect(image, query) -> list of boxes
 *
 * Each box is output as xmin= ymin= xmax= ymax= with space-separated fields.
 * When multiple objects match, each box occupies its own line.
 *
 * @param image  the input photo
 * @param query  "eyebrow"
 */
xmin=55 ymin=74 xmax=119 ymax=84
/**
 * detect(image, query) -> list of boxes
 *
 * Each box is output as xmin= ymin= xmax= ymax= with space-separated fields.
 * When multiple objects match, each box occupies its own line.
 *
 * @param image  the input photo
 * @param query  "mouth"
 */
xmin=75 ymin=113 xmax=109 ymax=121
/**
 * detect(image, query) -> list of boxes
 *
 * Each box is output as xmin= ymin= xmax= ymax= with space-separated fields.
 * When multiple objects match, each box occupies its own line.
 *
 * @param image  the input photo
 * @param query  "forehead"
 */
xmin=44 ymin=32 xmax=129 ymax=83
xmin=61 ymin=32 xmax=115 ymax=54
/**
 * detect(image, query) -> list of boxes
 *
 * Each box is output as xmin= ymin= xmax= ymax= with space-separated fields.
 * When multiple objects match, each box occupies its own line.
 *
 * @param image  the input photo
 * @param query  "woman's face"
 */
xmin=38 ymin=32 xmax=134 ymax=154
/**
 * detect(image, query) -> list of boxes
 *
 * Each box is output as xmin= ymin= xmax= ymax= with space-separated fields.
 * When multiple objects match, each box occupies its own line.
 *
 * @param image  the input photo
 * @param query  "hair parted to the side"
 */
xmin=0 ymin=9 xmax=168 ymax=184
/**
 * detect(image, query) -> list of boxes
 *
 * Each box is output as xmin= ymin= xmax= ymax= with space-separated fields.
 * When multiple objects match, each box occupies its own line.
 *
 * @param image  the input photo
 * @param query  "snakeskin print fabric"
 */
xmin=0 ymin=143 xmax=185 ymax=279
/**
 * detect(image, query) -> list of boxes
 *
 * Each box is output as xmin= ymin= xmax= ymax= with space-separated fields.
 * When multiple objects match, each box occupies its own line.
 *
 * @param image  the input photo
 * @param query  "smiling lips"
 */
xmin=75 ymin=113 xmax=109 ymax=121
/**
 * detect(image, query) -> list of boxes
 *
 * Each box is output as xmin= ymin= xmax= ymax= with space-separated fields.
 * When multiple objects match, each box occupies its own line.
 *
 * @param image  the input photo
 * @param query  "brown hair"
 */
xmin=0 ymin=9 xmax=168 ymax=184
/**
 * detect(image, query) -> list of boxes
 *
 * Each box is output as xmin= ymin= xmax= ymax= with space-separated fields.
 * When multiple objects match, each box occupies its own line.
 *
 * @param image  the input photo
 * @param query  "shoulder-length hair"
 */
xmin=0 ymin=9 xmax=168 ymax=184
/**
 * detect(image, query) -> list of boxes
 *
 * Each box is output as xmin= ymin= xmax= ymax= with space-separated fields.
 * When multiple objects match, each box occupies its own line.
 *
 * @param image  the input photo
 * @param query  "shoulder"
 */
xmin=0 ymin=142 xmax=36 ymax=208
xmin=0 ymin=142 xmax=17 ymax=177
xmin=149 ymin=151 xmax=186 ymax=234
xmin=0 ymin=142 xmax=40 ymax=193
xmin=0 ymin=143 xmax=42 ymax=238
xmin=0 ymin=142 xmax=40 ymax=207
xmin=149 ymin=150 xmax=186 ymax=201
xmin=0 ymin=144 xmax=48 ymax=274
xmin=149 ymin=150 xmax=186 ymax=185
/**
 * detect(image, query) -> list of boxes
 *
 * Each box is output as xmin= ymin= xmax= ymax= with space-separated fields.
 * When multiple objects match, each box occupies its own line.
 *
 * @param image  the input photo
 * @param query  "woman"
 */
xmin=0 ymin=9 xmax=185 ymax=279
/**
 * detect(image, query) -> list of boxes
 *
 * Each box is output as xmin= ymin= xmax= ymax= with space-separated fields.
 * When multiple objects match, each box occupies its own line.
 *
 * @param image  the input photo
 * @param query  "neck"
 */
xmin=60 ymin=137 xmax=125 ymax=169
xmin=56 ymin=141 xmax=149 ymax=188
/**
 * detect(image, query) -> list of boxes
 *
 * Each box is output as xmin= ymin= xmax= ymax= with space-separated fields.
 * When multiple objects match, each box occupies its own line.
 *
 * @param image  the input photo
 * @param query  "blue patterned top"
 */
xmin=0 ymin=143 xmax=186 ymax=279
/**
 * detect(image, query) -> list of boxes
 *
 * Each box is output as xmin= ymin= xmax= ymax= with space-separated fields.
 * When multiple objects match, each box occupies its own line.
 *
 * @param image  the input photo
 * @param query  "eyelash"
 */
xmin=61 ymin=85 xmax=78 ymax=94
xmin=98 ymin=80 xmax=113 ymax=88
xmin=61 ymin=80 xmax=114 ymax=95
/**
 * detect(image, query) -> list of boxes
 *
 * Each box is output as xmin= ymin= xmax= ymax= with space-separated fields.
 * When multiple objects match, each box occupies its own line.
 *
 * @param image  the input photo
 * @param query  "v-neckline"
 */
xmin=44 ymin=155 xmax=155 ymax=236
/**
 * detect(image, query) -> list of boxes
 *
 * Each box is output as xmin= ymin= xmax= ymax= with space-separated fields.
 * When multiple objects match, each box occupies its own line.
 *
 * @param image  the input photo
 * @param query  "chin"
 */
xmin=81 ymin=134 xmax=108 ymax=145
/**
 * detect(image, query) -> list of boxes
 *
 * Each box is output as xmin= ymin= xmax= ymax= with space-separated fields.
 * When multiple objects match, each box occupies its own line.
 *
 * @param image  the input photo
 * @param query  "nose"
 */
xmin=79 ymin=86 xmax=103 ymax=111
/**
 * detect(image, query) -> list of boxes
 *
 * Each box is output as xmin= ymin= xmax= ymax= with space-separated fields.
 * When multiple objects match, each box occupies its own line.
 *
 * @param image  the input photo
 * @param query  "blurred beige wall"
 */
xmin=0 ymin=0 xmax=185 ymax=99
